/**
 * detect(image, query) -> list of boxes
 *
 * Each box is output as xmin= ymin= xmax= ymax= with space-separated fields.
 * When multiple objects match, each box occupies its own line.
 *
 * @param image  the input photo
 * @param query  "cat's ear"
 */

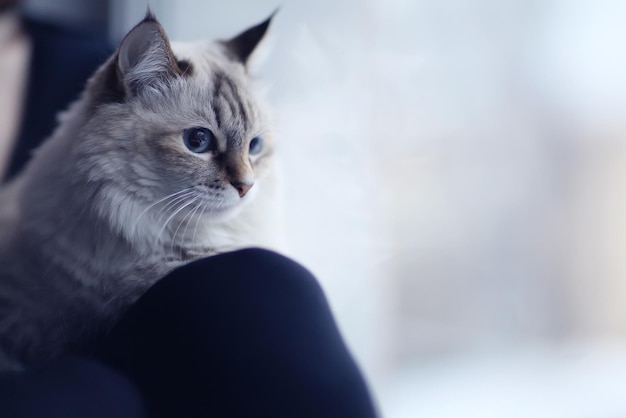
xmin=221 ymin=10 xmax=277 ymax=66
xmin=117 ymin=11 xmax=180 ymax=94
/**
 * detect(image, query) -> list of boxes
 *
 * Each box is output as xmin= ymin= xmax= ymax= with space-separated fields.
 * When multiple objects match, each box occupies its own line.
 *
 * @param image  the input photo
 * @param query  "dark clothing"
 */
xmin=5 ymin=17 xmax=111 ymax=182
xmin=0 ymin=249 xmax=378 ymax=417
xmin=0 ymin=357 xmax=146 ymax=418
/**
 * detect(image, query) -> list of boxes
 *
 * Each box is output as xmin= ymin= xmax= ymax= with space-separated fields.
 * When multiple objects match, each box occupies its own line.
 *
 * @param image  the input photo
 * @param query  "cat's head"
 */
xmin=74 ymin=12 xmax=276 ymax=242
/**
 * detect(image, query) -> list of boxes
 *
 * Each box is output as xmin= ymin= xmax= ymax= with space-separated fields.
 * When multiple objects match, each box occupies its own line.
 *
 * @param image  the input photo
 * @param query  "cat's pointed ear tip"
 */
xmin=246 ymin=7 xmax=279 ymax=34
xmin=143 ymin=6 xmax=158 ymax=23
xmin=260 ymin=7 xmax=280 ymax=28
xmin=221 ymin=9 xmax=279 ymax=66
xmin=268 ymin=6 xmax=281 ymax=21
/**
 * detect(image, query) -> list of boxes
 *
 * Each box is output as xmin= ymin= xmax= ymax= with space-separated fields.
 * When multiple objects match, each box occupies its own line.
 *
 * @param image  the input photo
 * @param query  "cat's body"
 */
xmin=0 ymin=13 xmax=278 ymax=371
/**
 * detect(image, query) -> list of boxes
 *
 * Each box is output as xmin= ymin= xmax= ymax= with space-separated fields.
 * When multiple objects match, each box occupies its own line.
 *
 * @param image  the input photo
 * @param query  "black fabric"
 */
xmin=0 ymin=357 xmax=146 ymax=418
xmin=5 ymin=17 xmax=111 ymax=182
xmin=0 ymin=249 xmax=378 ymax=417
xmin=98 ymin=248 xmax=378 ymax=418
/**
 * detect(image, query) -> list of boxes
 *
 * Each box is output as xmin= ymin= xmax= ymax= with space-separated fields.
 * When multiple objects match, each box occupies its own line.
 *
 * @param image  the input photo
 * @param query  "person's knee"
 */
xmin=127 ymin=248 xmax=327 ymax=334
xmin=0 ymin=357 xmax=145 ymax=418
xmin=169 ymin=247 xmax=322 ymax=297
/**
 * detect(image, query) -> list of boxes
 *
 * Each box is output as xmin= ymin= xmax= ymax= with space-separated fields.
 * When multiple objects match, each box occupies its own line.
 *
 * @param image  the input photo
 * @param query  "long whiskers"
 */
xmin=156 ymin=196 xmax=200 ymax=245
xmin=172 ymin=199 xmax=204 ymax=257
xmin=153 ymin=191 xmax=195 ymax=225
xmin=131 ymin=188 xmax=194 ymax=235
xmin=191 ymin=201 xmax=210 ymax=253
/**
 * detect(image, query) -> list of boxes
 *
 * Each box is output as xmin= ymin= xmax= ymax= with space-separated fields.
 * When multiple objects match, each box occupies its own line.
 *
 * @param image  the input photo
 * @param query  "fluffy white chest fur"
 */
xmin=0 ymin=12 xmax=279 ymax=371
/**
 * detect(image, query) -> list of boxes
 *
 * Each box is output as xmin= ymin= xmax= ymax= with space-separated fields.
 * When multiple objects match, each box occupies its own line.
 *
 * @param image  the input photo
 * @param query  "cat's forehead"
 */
xmin=166 ymin=40 xmax=264 ymax=136
xmin=171 ymin=41 xmax=246 ymax=84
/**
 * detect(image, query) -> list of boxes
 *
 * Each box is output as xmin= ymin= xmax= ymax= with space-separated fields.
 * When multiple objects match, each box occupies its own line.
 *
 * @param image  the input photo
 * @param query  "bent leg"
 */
xmin=98 ymin=248 xmax=378 ymax=418
xmin=0 ymin=357 xmax=145 ymax=418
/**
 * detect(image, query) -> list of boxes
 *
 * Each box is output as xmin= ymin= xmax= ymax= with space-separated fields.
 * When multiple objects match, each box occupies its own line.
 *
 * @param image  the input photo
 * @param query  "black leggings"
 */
xmin=0 ymin=249 xmax=378 ymax=418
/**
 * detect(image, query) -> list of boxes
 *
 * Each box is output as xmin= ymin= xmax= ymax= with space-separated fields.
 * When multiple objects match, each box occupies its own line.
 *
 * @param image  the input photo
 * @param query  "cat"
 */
xmin=0 ymin=11 xmax=279 ymax=371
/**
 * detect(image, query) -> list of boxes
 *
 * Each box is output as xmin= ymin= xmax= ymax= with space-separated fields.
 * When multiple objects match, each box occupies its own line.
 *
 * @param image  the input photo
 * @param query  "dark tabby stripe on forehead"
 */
xmin=211 ymin=71 xmax=251 ymax=132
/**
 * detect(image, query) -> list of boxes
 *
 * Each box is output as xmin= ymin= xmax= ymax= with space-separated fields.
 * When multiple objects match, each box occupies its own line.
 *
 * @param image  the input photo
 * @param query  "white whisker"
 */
xmin=130 ymin=187 xmax=192 ymax=227
xmin=192 ymin=202 xmax=209 ymax=252
xmin=131 ymin=188 xmax=194 ymax=234
xmin=156 ymin=196 xmax=199 ymax=245
xmin=172 ymin=199 xmax=203 ymax=257
xmin=154 ymin=191 xmax=195 ymax=224
xmin=183 ymin=201 xmax=205 ymax=257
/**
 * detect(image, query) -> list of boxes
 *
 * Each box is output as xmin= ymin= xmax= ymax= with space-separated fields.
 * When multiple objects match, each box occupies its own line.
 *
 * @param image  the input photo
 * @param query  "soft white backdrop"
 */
xmin=26 ymin=0 xmax=626 ymax=416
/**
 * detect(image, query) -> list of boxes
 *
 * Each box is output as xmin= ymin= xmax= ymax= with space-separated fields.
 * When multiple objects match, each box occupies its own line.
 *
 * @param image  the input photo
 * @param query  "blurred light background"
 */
xmin=22 ymin=0 xmax=626 ymax=416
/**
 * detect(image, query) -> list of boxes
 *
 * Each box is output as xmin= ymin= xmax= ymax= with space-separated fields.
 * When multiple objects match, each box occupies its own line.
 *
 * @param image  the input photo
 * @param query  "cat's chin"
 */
xmin=201 ymin=200 xmax=248 ymax=223
xmin=202 ymin=187 xmax=257 ymax=223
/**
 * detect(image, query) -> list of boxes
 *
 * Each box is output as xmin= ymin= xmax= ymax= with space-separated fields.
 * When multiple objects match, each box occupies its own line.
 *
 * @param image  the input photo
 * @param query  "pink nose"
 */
xmin=230 ymin=180 xmax=254 ymax=197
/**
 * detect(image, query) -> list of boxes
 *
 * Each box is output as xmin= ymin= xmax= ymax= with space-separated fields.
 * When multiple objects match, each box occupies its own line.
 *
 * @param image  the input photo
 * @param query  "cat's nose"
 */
xmin=231 ymin=180 xmax=254 ymax=197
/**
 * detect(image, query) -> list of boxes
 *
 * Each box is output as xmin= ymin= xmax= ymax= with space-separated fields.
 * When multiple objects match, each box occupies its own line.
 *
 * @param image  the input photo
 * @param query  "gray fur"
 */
xmin=0 ymin=14 xmax=277 ymax=371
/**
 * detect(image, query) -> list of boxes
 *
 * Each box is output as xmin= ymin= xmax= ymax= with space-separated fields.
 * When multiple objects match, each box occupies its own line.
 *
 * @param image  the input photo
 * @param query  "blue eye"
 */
xmin=249 ymin=136 xmax=264 ymax=155
xmin=183 ymin=127 xmax=216 ymax=153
